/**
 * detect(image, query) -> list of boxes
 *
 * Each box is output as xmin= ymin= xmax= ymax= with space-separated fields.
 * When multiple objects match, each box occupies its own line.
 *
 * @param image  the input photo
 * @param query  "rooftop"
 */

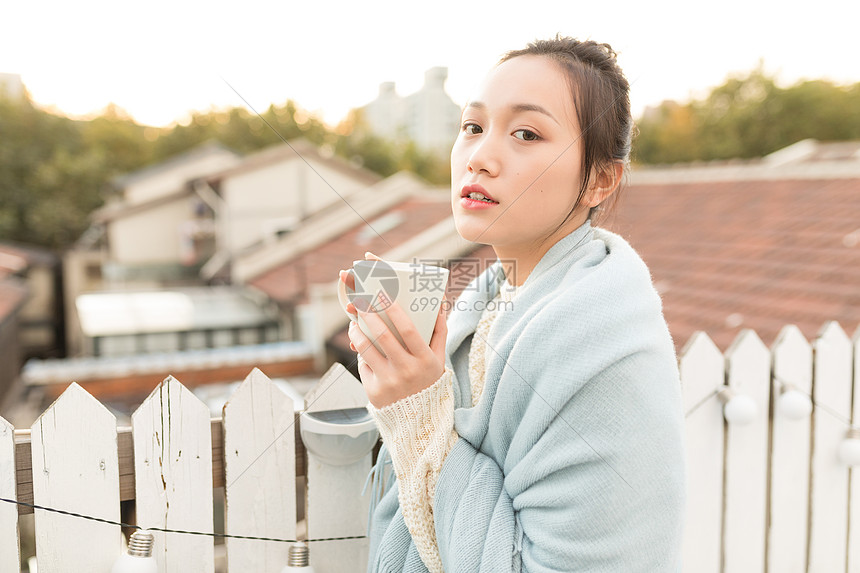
xmin=605 ymin=174 xmax=860 ymax=350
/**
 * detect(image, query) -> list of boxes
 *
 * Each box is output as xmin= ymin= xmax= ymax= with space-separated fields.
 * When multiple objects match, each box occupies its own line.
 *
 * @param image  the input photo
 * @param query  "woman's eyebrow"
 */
xmin=463 ymin=101 xmax=559 ymax=125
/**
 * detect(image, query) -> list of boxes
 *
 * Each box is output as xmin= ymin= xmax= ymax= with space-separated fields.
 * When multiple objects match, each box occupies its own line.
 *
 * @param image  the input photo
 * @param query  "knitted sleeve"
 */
xmin=367 ymin=367 xmax=458 ymax=573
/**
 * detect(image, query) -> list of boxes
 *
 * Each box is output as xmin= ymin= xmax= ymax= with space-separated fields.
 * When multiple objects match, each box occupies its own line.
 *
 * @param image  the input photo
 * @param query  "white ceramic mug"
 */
xmin=338 ymin=259 xmax=449 ymax=355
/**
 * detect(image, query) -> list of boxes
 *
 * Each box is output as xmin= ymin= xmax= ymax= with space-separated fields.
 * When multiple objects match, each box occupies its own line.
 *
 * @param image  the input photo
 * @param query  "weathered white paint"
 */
xmin=0 ymin=415 xmax=19 ymax=572
xmin=769 ymin=326 xmax=813 ymax=573
xmin=848 ymin=327 xmax=860 ymax=573
xmin=808 ymin=322 xmax=852 ymax=572
xmin=304 ymin=363 xmax=371 ymax=572
xmin=30 ymin=383 xmax=120 ymax=572
xmin=680 ymin=332 xmax=725 ymax=573
xmin=223 ymin=368 xmax=296 ymax=572
xmin=303 ymin=362 xmax=369 ymax=413
xmin=132 ymin=376 xmax=214 ymax=573
xmin=723 ymin=330 xmax=770 ymax=573
xmin=4 ymin=333 xmax=859 ymax=572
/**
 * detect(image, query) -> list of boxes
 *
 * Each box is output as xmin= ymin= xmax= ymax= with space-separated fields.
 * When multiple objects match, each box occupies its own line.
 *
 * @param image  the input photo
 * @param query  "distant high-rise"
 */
xmin=361 ymin=67 xmax=461 ymax=156
xmin=0 ymin=73 xmax=25 ymax=100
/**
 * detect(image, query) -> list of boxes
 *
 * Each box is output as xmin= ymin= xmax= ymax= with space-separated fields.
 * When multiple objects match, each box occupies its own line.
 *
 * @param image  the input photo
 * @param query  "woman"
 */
xmin=340 ymin=36 xmax=686 ymax=572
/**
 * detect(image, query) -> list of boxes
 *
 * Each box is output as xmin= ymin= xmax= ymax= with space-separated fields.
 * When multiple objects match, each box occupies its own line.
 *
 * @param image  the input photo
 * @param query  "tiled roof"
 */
xmin=602 ymin=177 xmax=860 ymax=351
xmin=110 ymin=141 xmax=238 ymax=189
xmin=250 ymin=196 xmax=454 ymax=303
xmin=331 ymin=176 xmax=860 ymax=356
xmin=206 ymin=138 xmax=382 ymax=186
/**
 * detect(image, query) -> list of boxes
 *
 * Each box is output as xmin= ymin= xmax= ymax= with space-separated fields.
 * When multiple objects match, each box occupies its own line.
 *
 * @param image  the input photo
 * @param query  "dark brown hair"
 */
xmin=500 ymin=36 xmax=632 ymax=226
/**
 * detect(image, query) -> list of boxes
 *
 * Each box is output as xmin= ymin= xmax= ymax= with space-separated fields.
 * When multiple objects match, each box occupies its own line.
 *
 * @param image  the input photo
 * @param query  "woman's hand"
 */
xmin=339 ymin=252 xmax=448 ymax=408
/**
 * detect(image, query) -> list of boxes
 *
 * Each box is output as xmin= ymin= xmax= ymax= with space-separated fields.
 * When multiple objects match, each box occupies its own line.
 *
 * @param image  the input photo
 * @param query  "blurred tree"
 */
xmin=6 ymin=66 xmax=857 ymax=250
xmin=80 ymin=103 xmax=152 ymax=174
xmin=334 ymin=108 xmax=449 ymax=184
xmin=634 ymin=67 xmax=860 ymax=164
xmin=0 ymin=95 xmax=93 ymax=248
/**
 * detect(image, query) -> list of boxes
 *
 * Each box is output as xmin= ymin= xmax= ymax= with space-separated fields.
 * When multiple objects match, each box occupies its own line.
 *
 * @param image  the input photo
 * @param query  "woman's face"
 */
xmin=451 ymin=55 xmax=590 ymax=250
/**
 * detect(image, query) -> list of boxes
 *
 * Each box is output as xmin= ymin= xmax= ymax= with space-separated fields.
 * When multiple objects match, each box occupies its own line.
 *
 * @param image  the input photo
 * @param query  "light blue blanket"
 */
xmin=366 ymin=220 xmax=686 ymax=572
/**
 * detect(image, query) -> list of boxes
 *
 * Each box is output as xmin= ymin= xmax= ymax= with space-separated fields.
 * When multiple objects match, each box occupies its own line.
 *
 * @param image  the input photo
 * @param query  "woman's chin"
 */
xmin=453 ymin=219 xmax=494 ymax=245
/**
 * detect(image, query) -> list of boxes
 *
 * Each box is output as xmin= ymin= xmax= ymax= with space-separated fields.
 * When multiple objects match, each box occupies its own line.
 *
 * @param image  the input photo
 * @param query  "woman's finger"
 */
xmin=379 ymin=298 xmax=427 ymax=355
xmin=356 ymin=298 xmax=407 ymax=359
xmin=428 ymin=301 xmax=448 ymax=361
xmin=339 ymin=269 xmax=356 ymax=292
xmin=348 ymin=320 xmax=387 ymax=371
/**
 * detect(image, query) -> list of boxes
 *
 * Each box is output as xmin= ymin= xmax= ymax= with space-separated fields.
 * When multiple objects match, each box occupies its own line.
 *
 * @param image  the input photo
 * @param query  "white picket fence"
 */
xmin=1 ymin=364 xmax=373 ymax=573
xmin=1 ymin=322 xmax=859 ymax=572
xmin=683 ymin=322 xmax=860 ymax=573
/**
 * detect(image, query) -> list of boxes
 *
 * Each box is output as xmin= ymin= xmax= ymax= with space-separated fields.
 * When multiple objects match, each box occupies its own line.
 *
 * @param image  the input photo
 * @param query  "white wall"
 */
xmin=109 ymin=197 xmax=193 ymax=265
xmin=221 ymin=157 xmax=371 ymax=253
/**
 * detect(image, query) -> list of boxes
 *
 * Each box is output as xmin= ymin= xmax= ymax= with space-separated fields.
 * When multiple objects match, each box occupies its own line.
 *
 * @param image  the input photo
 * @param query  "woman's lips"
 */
xmin=460 ymin=184 xmax=497 ymax=202
xmin=460 ymin=184 xmax=498 ymax=209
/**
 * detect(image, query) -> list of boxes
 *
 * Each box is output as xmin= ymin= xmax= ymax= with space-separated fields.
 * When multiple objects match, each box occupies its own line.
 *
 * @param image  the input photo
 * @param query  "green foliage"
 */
xmin=0 ymin=97 xmax=121 ymax=249
xmin=634 ymin=67 xmax=860 ymax=164
xmin=0 ymin=95 xmax=450 ymax=251
xmin=13 ymin=64 xmax=855 ymax=250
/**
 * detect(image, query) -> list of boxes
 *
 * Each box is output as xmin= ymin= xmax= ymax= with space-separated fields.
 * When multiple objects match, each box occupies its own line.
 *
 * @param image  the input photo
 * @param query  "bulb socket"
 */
xmin=128 ymin=530 xmax=154 ymax=558
xmin=288 ymin=541 xmax=310 ymax=567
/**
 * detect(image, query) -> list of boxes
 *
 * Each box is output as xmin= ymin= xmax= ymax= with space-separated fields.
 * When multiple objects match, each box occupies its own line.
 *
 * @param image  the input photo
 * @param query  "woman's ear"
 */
xmin=584 ymin=162 xmax=624 ymax=207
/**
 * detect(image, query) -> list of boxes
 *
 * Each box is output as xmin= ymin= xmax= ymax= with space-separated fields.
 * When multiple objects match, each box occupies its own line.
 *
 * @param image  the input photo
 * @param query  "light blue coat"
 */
xmin=366 ymin=221 xmax=686 ymax=572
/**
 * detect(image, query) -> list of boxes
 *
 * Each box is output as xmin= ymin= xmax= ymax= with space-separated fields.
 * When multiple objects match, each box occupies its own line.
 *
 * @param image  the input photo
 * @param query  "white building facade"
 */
xmin=361 ymin=67 xmax=461 ymax=156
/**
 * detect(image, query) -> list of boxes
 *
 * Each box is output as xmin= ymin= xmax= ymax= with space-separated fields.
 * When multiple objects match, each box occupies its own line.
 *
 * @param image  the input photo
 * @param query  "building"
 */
xmin=360 ymin=67 xmax=461 ymax=156
xmin=0 ymin=280 xmax=28 ymax=409
xmin=63 ymin=139 xmax=384 ymax=357
xmin=88 ymin=142 xmax=242 ymax=285
xmin=0 ymin=73 xmax=24 ymax=100
xmin=0 ymin=243 xmax=64 ymax=360
xmin=238 ymin=170 xmax=492 ymax=369
xmin=199 ymin=138 xmax=382 ymax=273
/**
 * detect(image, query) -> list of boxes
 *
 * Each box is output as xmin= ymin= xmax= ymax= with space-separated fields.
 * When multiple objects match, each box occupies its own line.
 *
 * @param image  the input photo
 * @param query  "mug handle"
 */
xmin=337 ymin=268 xmax=358 ymax=322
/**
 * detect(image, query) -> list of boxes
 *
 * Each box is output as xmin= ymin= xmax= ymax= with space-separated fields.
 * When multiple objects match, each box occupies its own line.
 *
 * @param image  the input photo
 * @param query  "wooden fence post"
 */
xmin=848 ymin=327 xmax=860 ymax=573
xmin=132 ymin=376 xmax=214 ymax=573
xmin=0 ymin=415 xmax=18 ymax=572
xmin=223 ymin=367 xmax=297 ymax=572
xmin=769 ymin=326 xmax=813 ymax=573
xmin=808 ymin=322 xmax=853 ymax=572
xmin=723 ymin=329 xmax=771 ymax=573
xmin=30 ymin=383 xmax=121 ymax=571
xmin=680 ymin=332 xmax=725 ymax=573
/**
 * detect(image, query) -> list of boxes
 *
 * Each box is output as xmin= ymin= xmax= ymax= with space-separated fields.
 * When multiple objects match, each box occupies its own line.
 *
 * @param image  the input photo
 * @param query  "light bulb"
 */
xmin=281 ymin=541 xmax=316 ymax=572
xmin=838 ymin=428 xmax=860 ymax=466
xmin=111 ymin=531 xmax=158 ymax=573
xmin=778 ymin=387 xmax=812 ymax=419
xmin=717 ymin=386 xmax=757 ymax=425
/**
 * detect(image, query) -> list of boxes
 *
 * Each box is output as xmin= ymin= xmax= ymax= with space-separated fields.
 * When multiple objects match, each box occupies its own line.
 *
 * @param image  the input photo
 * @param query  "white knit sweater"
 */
xmin=367 ymin=279 xmax=519 ymax=572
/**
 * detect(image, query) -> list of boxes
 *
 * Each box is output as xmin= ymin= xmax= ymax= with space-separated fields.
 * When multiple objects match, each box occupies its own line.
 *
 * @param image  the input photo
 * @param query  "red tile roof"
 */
xmin=330 ymin=178 xmax=860 ymax=356
xmin=251 ymin=196 xmax=454 ymax=303
xmin=602 ymin=177 xmax=860 ymax=351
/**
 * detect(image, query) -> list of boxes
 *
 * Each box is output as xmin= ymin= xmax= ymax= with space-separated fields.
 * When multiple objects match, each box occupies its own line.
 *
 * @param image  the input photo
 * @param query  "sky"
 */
xmin=3 ymin=0 xmax=860 ymax=128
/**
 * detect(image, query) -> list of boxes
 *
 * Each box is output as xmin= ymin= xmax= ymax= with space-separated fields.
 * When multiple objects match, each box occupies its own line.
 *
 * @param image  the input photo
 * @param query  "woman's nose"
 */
xmin=467 ymin=136 xmax=501 ymax=176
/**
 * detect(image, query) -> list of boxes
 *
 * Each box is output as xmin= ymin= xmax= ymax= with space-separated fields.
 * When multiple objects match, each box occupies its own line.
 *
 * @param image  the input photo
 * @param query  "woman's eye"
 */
xmin=463 ymin=123 xmax=482 ymax=135
xmin=513 ymin=129 xmax=539 ymax=141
